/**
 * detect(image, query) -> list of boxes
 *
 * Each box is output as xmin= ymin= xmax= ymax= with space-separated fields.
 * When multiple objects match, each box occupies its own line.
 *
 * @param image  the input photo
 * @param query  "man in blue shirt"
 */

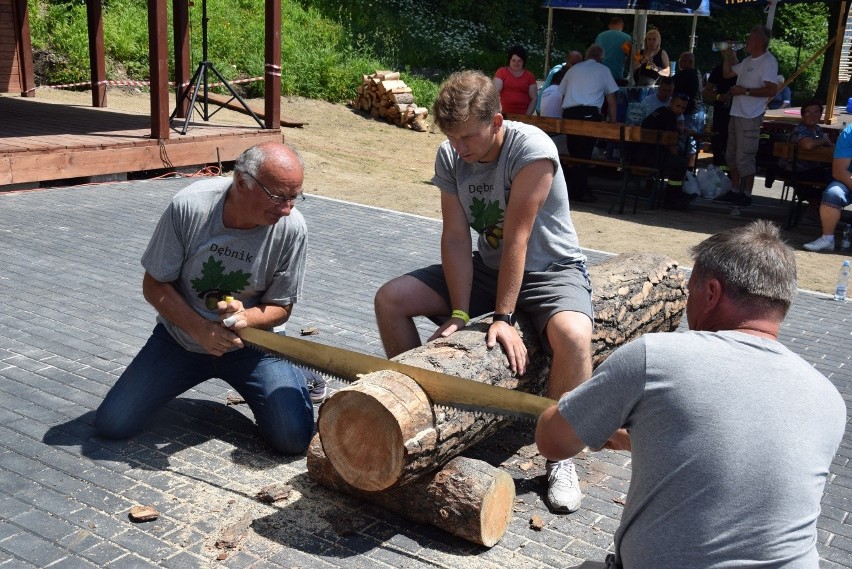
xmin=803 ymin=122 xmax=852 ymax=252
xmin=595 ymin=17 xmax=631 ymax=83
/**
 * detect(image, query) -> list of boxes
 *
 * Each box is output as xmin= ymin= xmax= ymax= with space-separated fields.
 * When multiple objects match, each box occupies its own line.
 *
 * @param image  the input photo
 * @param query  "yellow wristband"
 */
xmin=451 ymin=309 xmax=470 ymax=324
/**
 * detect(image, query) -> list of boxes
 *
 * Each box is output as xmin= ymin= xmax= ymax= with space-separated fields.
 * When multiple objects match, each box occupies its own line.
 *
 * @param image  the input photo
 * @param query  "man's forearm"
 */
xmin=143 ymin=272 xmax=208 ymax=336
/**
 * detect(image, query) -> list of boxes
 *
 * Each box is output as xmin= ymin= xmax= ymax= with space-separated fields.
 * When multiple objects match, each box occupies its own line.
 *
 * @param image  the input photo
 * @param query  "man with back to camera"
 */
xmin=595 ymin=16 xmax=632 ymax=84
xmin=95 ymin=142 xmax=325 ymax=455
xmin=536 ymin=220 xmax=846 ymax=568
xmin=375 ymin=70 xmax=594 ymax=514
xmin=558 ymin=44 xmax=619 ymax=202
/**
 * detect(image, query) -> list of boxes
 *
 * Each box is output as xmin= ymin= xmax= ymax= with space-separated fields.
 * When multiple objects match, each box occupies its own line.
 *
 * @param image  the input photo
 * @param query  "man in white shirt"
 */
xmin=558 ymin=44 xmax=618 ymax=202
xmin=715 ymin=25 xmax=778 ymax=206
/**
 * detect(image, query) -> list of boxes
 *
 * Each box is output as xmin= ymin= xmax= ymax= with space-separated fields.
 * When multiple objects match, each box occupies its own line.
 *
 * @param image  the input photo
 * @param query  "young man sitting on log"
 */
xmin=374 ymin=70 xmax=594 ymax=514
xmin=536 ymin=220 xmax=846 ymax=568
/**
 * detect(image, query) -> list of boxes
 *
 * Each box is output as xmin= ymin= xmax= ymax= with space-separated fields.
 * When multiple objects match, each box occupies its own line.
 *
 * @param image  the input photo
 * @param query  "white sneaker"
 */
xmin=545 ymin=459 xmax=582 ymax=513
xmin=803 ymin=235 xmax=835 ymax=252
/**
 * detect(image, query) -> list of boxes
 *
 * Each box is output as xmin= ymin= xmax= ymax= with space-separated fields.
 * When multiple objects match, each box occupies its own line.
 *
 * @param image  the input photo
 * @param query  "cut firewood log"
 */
xmin=318 ymin=252 xmax=686 ymax=492
xmin=389 ymin=92 xmax=415 ymax=105
xmin=377 ymin=80 xmax=407 ymax=93
xmin=374 ymin=70 xmax=400 ymax=81
xmin=307 ymin=436 xmax=514 ymax=547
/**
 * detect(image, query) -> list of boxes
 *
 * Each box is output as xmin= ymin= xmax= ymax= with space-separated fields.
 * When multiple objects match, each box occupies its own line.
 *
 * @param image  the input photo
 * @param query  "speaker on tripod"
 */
xmin=170 ymin=0 xmax=265 ymax=134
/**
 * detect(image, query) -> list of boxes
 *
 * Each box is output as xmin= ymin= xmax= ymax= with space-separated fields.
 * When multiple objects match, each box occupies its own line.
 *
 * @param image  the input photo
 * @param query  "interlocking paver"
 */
xmin=0 ymin=178 xmax=850 ymax=567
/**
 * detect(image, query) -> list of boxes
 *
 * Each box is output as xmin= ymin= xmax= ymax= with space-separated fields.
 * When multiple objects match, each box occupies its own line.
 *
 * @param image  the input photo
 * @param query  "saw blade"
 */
xmin=237 ymin=327 xmax=555 ymax=421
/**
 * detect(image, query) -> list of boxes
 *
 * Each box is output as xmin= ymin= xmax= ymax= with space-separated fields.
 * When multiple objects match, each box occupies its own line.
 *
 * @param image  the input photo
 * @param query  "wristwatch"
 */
xmin=492 ymin=312 xmax=517 ymax=326
xmin=745 ymin=88 xmax=751 ymax=96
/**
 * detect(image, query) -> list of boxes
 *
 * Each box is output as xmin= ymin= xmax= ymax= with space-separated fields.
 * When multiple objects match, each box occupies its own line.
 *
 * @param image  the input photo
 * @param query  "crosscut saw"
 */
xmin=237 ymin=327 xmax=556 ymax=421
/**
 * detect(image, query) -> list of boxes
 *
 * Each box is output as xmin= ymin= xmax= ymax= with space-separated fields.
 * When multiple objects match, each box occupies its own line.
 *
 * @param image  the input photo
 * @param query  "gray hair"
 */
xmin=433 ymin=70 xmax=501 ymax=132
xmin=690 ymin=220 xmax=797 ymax=314
xmin=586 ymin=44 xmax=604 ymax=62
xmin=750 ymin=25 xmax=771 ymax=49
xmin=233 ymin=142 xmax=304 ymax=179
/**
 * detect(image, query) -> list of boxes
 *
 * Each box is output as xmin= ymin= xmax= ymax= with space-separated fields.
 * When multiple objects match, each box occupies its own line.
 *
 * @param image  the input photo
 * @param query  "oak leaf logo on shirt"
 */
xmin=191 ymin=255 xmax=252 ymax=309
xmin=469 ymin=197 xmax=505 ymax=249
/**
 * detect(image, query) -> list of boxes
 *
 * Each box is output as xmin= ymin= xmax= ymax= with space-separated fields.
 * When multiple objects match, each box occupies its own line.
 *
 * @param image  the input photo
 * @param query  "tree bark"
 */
xmin=318 ymin=252 xmax=687 ymax=492
xmin=306 ymin=435 xmax=514 ymax=547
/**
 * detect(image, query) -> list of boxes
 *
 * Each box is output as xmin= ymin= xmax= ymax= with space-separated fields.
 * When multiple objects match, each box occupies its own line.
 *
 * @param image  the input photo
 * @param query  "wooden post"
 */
xmin=172 ymin=0 xmax=191 ymax=118
xmin=825 ymin=1 xmax=848 ymax=124
xmin=86 ymin=0 xmax=107 ymax=108
xmin=148 ymin=0 xmax=170 ymax=139
xmin=264 ymin=0 xmax=281 ymax=130
xmin=13 ymin=0 xmax=34 ymax=98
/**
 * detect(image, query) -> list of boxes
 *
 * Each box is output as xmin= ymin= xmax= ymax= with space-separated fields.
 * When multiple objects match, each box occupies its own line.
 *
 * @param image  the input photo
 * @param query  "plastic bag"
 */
xmin=683 ymin=171 xmax=700 ymax=196
xmin=696 ymin=166 xmax=718 ymax=198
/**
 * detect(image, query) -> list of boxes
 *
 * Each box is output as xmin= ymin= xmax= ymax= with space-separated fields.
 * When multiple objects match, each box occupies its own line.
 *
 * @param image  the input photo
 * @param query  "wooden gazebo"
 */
xmin=0 ymin=0 xmax=284 ymax=187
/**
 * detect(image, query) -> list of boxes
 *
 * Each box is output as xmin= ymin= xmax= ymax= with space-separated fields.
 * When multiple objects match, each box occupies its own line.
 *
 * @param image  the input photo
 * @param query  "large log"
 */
xmin=306 ymin=436 xmax=514 ymax=547
xmin=318 ymin=252 xmax=687 ymax=492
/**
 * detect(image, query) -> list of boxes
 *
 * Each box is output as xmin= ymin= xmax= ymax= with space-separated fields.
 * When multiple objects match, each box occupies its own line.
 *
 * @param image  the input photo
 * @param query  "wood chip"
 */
xmin=216 ymin=552 xmax=228 ymax=561
xmin=215 ymin=513 xmax=253 ymax=550
xmin=529 ymin=514 xmax=545 ymax=531
xmin=226 ymin=394 xmax=245 ymax=406
xmin=128 ymin=505 xmax=159 ymax=522
xmin=256 ymin=483 xmax=292 ymax=503
xmin=300 ymin=327 xmax=319 ymax=336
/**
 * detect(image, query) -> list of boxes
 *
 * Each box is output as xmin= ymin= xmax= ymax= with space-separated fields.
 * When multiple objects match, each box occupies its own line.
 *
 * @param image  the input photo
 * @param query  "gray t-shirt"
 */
xmin=141 ymin=176 xmax=307 ymax=352
xmin=559 ymin=331 xmax=846 ymax=568
xmin=432 ymin=120 xmax=585 ymax=271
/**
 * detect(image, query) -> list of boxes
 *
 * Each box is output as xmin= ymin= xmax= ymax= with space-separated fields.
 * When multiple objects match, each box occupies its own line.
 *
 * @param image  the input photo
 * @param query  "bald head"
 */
xmin=567 ymin=51 xmax=583 ymax=66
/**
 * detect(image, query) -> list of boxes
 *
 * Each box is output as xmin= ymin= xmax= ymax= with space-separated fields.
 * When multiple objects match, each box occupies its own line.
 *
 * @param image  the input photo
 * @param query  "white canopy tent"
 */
xmin=542 ymin=0 xmax=711 ymax=75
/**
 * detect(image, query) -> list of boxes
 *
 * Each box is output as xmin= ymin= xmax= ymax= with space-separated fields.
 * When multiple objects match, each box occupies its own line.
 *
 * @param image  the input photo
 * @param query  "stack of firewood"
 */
xmin=352 ymin=70 xmax=429 ymax=132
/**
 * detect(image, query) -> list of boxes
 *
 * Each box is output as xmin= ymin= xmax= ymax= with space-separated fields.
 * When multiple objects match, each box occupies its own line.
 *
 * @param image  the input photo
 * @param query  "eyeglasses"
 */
xmin=242 ymin=171 xmax=305 ymax=205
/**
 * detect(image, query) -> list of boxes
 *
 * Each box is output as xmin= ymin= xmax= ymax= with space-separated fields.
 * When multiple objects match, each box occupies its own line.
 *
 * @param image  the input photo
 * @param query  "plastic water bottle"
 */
xmin=834 ymin=260 xmax=850 ymax=302
xmin=842 ymin=224 xmax=852 ymax=251
xmin=711 ymin=41 xmax=746 ymax=52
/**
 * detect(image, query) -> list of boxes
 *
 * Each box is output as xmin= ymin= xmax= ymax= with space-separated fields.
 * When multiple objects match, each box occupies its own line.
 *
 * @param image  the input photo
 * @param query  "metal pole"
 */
xmin=689 ymin=15 xmax=697 ymax=52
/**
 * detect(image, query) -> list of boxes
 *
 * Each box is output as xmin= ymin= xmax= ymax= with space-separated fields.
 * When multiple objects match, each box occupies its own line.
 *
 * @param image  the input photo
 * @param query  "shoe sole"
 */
xmin=547 ymin=499 xmax=582 ymax=514
xmin=309 ymin=387 xmax=328 ymax=404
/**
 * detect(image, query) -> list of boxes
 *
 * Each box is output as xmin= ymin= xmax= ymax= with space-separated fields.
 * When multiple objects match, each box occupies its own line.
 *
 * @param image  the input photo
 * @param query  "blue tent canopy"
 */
xmin=544 ymin=0 xmax=710 ymax=17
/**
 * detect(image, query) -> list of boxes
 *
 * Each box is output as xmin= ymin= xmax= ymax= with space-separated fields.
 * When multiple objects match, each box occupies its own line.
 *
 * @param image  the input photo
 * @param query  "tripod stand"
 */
xmin=170 ymin=0 xmax=265 ymax=134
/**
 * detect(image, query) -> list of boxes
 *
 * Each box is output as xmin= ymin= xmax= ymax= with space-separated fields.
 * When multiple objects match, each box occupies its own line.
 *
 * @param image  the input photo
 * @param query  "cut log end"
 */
xmin=318 ymin=389 xmax=404 ymax=492
xmin=318 ymin=372 xmax=434 ymax=492
xmin=478 ymin=469 xmax=516 ymax=547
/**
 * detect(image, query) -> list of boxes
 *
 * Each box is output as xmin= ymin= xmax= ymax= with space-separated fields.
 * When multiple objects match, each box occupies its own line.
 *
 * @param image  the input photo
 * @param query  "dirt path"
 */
xmin=31 ymin=89 xmax=845 ymax=294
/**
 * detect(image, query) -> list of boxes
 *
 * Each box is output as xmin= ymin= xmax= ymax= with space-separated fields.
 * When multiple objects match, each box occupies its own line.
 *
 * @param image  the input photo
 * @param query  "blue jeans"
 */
xmin=823 ymin=180 xmax=852 ymax=209
xmin=95 ymin=324 xmax=314 ymax=454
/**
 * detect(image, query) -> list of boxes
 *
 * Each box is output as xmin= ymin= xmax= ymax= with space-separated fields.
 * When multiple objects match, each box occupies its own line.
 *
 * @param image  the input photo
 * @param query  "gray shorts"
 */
xmin=408 ymin=252 xmax=593 ymax=349
xmin=725 ymin=115 xmax=763 ymax=178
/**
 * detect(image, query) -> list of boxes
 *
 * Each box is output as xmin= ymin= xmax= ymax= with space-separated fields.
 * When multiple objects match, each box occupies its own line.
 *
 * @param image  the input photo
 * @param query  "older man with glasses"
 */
xmin=95 ymin=142 xmax=324 ymax=455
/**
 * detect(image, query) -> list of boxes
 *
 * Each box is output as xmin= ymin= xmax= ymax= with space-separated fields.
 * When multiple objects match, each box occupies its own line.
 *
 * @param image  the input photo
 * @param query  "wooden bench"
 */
xmin=505 ymin=114 xmax=679 ymax=213
xmin=771 ymin=141 xmax=833 ymax=228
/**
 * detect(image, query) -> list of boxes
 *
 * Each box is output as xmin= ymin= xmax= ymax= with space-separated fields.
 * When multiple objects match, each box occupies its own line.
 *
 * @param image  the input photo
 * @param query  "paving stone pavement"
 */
xmin=0 ymin=178 xmax=850 ymax=568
